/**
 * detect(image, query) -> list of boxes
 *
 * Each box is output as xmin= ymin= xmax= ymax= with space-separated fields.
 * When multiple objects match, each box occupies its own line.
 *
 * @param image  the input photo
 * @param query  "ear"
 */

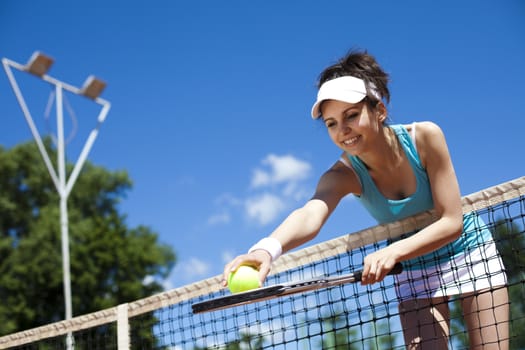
xmin=376 ymin=102 xmax=388 ymax=123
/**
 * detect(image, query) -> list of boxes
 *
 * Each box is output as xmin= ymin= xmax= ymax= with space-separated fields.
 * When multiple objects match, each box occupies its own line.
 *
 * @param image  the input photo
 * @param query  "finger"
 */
xmin=222 ymin=257 xmax=244 ymax=286
xmin=222 ymin=261 xmax=235 ymax=286
xmin=377 ymin=261 xmax=396 ymax=282
xmin=367 ymin=260 xmax=380 ymax=284
xmin=228 ymin=258 xmax=242 ymax=272
xmin=375 ymin=265 xmax=384 ymax=283
xmin=257 ymin=262 xmax=272 ymax=286
xmin=361 ymin=261 xmax=371 ymax=284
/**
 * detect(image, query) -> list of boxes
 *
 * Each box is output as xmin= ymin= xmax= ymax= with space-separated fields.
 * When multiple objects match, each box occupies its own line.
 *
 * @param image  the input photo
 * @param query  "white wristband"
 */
xmin=248 ymin=237 xmax=282 ymax=262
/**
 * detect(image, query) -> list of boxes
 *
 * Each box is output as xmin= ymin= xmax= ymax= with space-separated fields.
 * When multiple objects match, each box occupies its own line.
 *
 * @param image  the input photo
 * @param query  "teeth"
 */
xmin=343 ymin=136 xmax=359 ymax=146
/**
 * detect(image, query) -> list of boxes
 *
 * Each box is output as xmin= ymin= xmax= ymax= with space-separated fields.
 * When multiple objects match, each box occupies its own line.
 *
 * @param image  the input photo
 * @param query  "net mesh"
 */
xmin=1 ymin=176 xmax=524 ymax=349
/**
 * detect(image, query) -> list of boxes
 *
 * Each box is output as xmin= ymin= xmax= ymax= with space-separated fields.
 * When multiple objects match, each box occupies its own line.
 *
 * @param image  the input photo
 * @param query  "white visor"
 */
xmin=310 ymin=76 xmax=379 ymax=119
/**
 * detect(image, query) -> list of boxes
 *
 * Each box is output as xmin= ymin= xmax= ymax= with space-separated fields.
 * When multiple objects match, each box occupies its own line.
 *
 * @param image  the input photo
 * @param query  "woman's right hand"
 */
xmin=222 ymin=249 xmax=273 ymax=288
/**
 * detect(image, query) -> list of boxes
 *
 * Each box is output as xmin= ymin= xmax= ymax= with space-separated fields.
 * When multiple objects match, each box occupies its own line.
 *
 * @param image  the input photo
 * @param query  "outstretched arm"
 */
xmin=223 ymin=162 xmax=359 ymax=286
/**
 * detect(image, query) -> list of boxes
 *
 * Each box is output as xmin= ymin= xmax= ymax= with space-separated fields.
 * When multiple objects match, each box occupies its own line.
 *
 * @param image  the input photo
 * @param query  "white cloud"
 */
xmin=245 ymin=193 xmax=286 ymax=225
xmin=207 ymin=212 xmax=231 ymax=225
xmin=214 ymin=193 xmax=242 ymax=207
xmin=179 ymin=257 xmax=210 ymax=280
xmin=165 ymin=256 xmax=212 ymax=289
xmin=251 ymin=154 xmax=311 ymax=188
xmin=144 ymin=274 xmax=175 ymax=291
xmin=208 ymin=154 xmax=313 ymax=228
xmin=221 ymin=250 xmax=235 ymax=264
xmin=206 ymin=193 xmax=242 ymax=226
xmin=162 ymin=278 xmax=174 ymax=291
xmin=175 ymin=175 xmax=196 ymax=186
xmin=251 ymin=168 xmax=271 ymax=187
xmin=244 ymin=154 xmax=313 ymax=225
xmin=282 ymin=181 xmax=309 ymax=201
xmin=142 ymin=275 xmax=155 ymax=286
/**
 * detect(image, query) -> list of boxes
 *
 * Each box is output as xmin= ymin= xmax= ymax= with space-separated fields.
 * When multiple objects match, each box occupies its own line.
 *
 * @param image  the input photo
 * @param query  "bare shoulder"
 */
xmin=404 ymin=121 xmax=443 ymax=137
xmin=417 ymin=121 xmax=444 ymax=135
xmin=407 ymin=121 xmax=448 ymax=168
xmin=408 ymin=121 xmax=447 ymax=147
xmin=323 ymin=160 xmax=357 ymax=183
xmin=316 ymin=159 xmax=361 ymax=198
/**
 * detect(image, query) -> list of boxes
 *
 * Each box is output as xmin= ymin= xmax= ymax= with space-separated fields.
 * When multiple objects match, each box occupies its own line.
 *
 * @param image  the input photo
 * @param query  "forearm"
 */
xmin=267 ymin=199 xmax=329 ymax=254
xmin=388 ymin=216 xmax=463 ymax=262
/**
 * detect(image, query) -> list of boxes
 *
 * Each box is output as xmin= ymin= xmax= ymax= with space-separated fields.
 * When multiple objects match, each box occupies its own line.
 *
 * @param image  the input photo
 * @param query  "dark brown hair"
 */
xmin=317 ymin=50 xmax=390 ymax=107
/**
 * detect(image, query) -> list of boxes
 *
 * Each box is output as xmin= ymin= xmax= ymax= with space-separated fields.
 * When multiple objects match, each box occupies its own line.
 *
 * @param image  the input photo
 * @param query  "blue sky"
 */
xmin=1 ymin=1 xmax=524 ymax=292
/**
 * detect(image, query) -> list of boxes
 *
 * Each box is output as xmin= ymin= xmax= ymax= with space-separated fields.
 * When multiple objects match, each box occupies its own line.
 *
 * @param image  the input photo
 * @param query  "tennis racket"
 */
xmin=192 ymin=262 xmax=403 ymax=314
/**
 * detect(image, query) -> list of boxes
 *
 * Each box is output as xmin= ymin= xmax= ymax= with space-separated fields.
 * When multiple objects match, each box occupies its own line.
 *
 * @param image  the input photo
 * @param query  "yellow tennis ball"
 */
xmin=228 ymin=265 xmax=260 ymax=293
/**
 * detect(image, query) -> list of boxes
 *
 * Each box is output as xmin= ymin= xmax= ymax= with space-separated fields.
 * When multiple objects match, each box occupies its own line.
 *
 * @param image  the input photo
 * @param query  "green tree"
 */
xmin=318 ymin=312 xmax=360 ymax=350
xmin=450 ymin=218 xmax=525 ymax=349
xmin=318 ymin=309 xmax=398 ymax=350
xmin=493 ymin=219 xmax=525 ymax=349
xmin=364 ymin=316 xmax=397 ymax=350
xmin=193 ymin=332 xmax=264 ymax=350
xmin=0 ymin=139 xmax=176 ymax=337
xmin=223 ymin=332 xmax=264 ymax=350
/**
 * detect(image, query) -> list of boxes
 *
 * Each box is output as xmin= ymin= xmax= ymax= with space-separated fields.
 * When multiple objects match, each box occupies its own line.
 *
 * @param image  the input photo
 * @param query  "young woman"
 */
xmin=223 ymin=50 xmax=509 ymax=349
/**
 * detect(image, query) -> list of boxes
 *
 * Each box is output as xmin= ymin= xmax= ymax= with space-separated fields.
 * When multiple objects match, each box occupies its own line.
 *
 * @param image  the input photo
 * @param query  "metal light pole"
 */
xmin=2 ymin=52 xmax=111 ymax=345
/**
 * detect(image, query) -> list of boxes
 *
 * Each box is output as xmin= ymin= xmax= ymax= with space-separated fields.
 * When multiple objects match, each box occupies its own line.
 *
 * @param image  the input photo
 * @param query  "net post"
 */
xmin=117 ymin=303 xmax=130 ymax=350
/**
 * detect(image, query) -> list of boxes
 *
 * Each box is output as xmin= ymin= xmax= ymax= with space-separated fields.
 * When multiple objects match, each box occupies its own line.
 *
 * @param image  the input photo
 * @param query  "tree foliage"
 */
xmin=450 ymin=218 xmax=525 ymax=349
xmin=0 ymin=139 xmax=176 ymax=336
xmin=318 ymin=312 xmax=361 ymax=350
xmin=192 ymin=332 xmax=264 ymax=350
xmin=316 ymin=309 xmax=397 ymax=349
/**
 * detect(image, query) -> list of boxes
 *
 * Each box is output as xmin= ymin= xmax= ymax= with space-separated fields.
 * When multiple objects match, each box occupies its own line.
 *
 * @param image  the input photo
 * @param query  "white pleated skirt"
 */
xmin=394 ymin=239 xmax=507 ymax=300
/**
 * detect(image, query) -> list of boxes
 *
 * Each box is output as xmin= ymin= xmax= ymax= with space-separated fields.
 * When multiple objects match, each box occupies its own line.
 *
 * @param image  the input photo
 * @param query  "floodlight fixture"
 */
xmin=2 ymin=52 xmax=111 ymax=349
xmin=81 ymin=75 xmax=107 ymax=99
xmin=25 ymin=51 xmax=54 ymax=77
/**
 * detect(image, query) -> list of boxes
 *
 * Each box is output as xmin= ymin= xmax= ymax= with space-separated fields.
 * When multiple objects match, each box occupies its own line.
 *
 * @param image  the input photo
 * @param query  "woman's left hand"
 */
xmin=361 ymin=247 xmax=400 ymax=285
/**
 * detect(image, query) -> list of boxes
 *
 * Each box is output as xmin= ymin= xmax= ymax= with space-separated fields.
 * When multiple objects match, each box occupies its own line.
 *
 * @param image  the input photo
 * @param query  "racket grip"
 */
xmin=354 ymin=262 xmax=403 ymax=282
xmin=390 ymin=262 xmax=403 ymax=275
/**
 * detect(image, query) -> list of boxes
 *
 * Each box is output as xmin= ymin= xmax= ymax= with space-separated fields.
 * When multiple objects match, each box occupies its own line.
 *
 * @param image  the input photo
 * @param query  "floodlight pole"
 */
xmin=2 ymin=54 xmax=111 ymax=345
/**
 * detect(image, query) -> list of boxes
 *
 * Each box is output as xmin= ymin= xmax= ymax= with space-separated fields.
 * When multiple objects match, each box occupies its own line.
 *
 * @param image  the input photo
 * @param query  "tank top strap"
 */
xmin=390 ymin=124 xmax=425 ymax=172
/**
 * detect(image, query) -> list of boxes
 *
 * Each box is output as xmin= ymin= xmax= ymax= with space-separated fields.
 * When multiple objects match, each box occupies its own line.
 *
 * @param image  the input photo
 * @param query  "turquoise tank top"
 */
xmin=346 ymin=124 xmax=492 ymax=270
xmin=348 ymin=124 xmax=433 ymax=223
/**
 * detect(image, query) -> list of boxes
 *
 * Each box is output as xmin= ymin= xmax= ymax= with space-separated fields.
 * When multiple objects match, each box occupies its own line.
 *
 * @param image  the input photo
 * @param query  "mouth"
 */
xmin=342 ymin=135 xmax=360 ymax=147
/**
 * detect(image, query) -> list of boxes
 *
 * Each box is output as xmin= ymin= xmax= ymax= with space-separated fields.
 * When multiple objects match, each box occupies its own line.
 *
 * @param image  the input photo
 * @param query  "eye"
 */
xmin=324 ymin=120 xmax=336 ymax=128
xmin=345 ymin=113 xmax=358 ymax=121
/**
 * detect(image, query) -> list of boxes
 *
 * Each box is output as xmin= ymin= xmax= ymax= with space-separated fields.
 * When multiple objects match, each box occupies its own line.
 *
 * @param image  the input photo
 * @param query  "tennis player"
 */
xmin=223 ymin=50 xmax=509 ymax=349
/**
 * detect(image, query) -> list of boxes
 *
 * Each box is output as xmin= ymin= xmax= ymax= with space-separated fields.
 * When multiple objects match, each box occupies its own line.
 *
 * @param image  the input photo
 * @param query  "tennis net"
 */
xmin=0 ymin=176 xmax=524 ymax=349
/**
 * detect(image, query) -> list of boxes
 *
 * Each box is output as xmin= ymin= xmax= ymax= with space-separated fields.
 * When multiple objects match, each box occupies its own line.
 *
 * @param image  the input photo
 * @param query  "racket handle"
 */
xmin=390 ymin=262 xmax=403 ymax=275
xmin=354 ymin=262 xmax=403 ymax=282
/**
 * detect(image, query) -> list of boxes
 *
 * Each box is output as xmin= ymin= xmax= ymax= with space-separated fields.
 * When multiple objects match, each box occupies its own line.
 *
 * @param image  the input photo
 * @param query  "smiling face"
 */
xmin=321 ymin=99 xmax=386 ymax=156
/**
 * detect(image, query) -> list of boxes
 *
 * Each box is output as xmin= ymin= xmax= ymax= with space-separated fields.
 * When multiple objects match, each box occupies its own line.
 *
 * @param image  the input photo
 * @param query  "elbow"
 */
xmin=449 ymin=215 xmax=464 ymax=240
xmin=296 ymin=210 xmax=323 ymax=242
xmin=290 ymin=206 xmax=325 ymax=244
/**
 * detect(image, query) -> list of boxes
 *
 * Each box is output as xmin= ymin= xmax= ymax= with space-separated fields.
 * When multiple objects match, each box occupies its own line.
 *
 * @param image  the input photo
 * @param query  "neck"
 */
xmin=357 ymin=126 xmax=402 ymax=172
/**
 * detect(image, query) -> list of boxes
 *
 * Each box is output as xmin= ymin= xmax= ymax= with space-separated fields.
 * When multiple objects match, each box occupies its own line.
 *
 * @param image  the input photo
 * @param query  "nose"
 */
xmin=337 ymin=122 xmax=351 ymax=135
